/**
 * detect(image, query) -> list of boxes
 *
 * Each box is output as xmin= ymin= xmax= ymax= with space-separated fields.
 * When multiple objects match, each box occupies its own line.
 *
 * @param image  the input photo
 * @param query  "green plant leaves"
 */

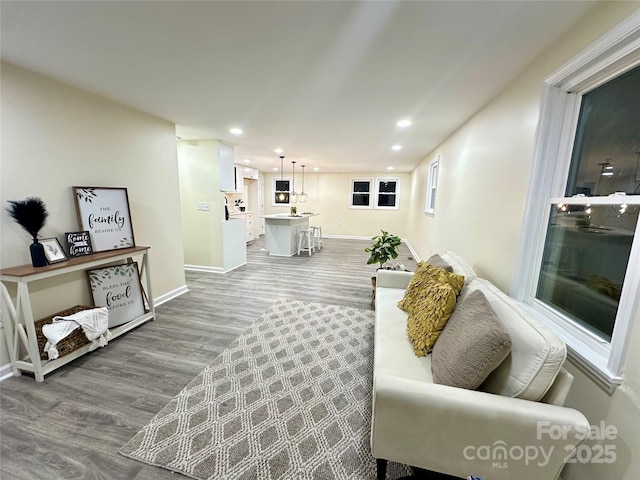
xmin=365 ymin=229 xmax=401 ymax=267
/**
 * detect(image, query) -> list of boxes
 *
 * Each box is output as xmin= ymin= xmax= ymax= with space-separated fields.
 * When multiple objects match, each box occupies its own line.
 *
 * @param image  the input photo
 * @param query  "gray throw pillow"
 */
xmin=426 ymin=253 xmax=453 ymax=272
xmin=431 ymin=289 xmax=511 ymax=390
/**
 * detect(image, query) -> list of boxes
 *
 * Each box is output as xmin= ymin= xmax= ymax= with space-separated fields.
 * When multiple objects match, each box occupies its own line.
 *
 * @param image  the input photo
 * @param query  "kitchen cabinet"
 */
xmin=219 ymin=142 xmax=238 ymax=192
xmin=242 ymin=166 xmax=259 ymax=180
xmin=245 ymin=213 xmax=255 ymax=242
xmin=229 ymin=212 xmax=255 ymax=243
xmin=234 ymin=165 xmax=244 ymax=193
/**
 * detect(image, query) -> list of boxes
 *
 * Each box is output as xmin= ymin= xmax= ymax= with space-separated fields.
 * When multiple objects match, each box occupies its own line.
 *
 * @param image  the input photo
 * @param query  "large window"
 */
xmin=514 ymin=15 xmax=640 ymax=389
xmin=536 ymin=67 xmax=640 ymax=342
xmin=350 ymin=179 xmax=372 ymax=208
xmin=376 ymin=178 xmax=400 ymax=209
xmin=350 ymin=177 xmax=400 ymax=209
xmin=272 ymin=177 xmax=291 ymax=206
xmin=425 ymin=156 xmax=439 ymax=215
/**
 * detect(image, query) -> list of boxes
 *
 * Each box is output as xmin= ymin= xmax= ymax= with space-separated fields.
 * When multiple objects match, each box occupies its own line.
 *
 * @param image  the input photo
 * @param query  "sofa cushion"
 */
xmin=464 ymin=279 xmax=566 ymax=401
xmin=425 ymin=253 xmax=453 ymax=272
xmin=431 ymin=290 xmax=512 ymax=390
xmin=374 ymin=287 xmax=433 ymax=382
xmin=441 ymin=251 xmax=477 ymax=287
xmin=406 ymin=281 xmax=458 ymax=357
xmin=397 ymin=262 xmax=464 ymax=314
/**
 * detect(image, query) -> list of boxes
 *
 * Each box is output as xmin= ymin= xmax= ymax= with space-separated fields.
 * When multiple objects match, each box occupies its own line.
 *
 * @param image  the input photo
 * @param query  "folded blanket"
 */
xmin=42 ymin=320 xmax=79 ymax=360
xmin=42 ymin=307 xmax=111 ymax=360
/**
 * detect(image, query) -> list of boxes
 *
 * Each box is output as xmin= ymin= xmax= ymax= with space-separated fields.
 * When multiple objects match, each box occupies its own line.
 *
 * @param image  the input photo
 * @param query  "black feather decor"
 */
xmin=6 ymin=197 xmax=48 ymax=240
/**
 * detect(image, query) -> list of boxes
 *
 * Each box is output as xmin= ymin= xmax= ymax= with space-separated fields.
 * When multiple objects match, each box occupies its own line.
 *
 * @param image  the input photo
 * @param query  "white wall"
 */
xmin=406 ymin=4 xmax=640 ymax=479
xmin=0 ymin=62 xmax=186 ymax=366
xmin=263 ymin=171 xmax=412 ymax=239
xmin=177 ymin=140 xmax=225 ymax=268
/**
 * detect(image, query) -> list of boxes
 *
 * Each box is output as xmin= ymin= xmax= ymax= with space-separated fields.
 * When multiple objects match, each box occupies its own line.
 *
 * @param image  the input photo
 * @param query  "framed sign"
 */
xmin=73 ymin=187 xmax=135 ymax=252
xmin=88 ymin=263 xmax=145 ymax=328
xmin=65 ymin=231 xmax=93 ymax=257
xmin=41 ymin=237 xmax=68 ymax=264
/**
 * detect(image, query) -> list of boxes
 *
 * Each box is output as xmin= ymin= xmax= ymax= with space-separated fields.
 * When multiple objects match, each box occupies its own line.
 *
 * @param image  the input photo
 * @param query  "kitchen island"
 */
xmin=263 ymin=213 xmax=319 ymax=256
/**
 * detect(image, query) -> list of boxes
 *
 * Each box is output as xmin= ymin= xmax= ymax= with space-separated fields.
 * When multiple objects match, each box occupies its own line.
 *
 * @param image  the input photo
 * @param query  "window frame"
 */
xmin=425 ymin=155 xmax=439 ymax=215
xmin=374 ymin=177 xmax=401 ymax=210
xmin=271 ymin=176 xmax=292 ymax=206
xmin=349 ymin=178 xmax=373 ymax=209
xmin=512 ymin=13 xmax=640 ymax=391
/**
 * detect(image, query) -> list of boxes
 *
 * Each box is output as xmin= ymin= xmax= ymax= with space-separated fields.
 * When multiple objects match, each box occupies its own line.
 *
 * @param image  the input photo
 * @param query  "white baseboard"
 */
xmin=322 ymin=234 xmax=371 ymax=240
xmin=184 ymin=263 xmax=247 ymax=274
xmin=322 ymin=235 xmax=420 ymax=262
xmin=184 ymin=264 xmax=226 ymax=274
xmin=0 ymin=363 xmax=13 ymax=382
xmin=403 ymin=239 xmax=421 ymax=262
xmin=154 ymin=285 xmax=189 ymax=307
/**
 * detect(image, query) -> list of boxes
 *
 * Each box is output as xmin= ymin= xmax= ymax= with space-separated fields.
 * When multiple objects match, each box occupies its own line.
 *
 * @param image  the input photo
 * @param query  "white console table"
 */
xmin=1 ymin=246 xmax=154 ymax=382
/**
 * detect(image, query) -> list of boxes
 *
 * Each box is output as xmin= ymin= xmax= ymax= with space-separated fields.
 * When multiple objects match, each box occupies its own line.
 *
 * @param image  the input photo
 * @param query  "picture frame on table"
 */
xmin=65 ymin=230 xmax=93 ymax=257
xmin=72 ymin=186 xmax=135 ymax=253
xmin=87 ymin=262 xmax=146 ymax=328
xmin=41 ymin=237 xmax=68 ymax=264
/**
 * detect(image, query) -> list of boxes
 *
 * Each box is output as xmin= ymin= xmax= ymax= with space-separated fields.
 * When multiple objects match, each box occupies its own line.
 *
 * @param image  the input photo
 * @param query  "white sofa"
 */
xmin=371 ymin=252 xmax=590 ymax=480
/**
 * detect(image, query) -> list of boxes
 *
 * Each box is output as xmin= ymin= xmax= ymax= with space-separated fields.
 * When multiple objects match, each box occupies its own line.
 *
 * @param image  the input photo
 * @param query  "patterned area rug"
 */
xmin=120 ymin=299 xmax=411 ymax=479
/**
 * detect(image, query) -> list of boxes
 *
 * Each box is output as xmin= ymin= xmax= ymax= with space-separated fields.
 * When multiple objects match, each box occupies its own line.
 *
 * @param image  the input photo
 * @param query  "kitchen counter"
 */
xmin=262 ymin=213 xmax=319 ymax=256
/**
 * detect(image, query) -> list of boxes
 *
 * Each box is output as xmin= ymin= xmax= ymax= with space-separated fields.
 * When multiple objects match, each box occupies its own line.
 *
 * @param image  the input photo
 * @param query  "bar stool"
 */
xmin=297 ymin=229 xmax=314 ymax=256
xmin=310 ymin=225 xmax=323 ymax=250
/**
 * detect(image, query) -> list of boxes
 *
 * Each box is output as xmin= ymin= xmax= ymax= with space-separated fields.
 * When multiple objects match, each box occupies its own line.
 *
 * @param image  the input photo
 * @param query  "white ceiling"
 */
xmin=1 ymin=0 xmax=599 ymax=173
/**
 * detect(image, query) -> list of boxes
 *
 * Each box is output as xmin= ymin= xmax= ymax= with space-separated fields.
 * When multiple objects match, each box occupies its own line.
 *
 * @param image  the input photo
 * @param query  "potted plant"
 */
xmin=365 ymin=229 xmax=401 ymax=270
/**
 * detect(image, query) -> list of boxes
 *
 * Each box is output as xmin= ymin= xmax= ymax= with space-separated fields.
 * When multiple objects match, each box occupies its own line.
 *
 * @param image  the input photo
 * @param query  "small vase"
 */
xmin=30 ymin=238 xmax=47 ymax=267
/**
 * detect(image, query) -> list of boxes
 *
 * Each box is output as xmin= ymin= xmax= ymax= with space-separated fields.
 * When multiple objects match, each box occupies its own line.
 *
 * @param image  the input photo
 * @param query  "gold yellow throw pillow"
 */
xmin=398 ymin=262 xmax=464 ymax=313
xmin=406 ymin=282 xmax=458 ymax=356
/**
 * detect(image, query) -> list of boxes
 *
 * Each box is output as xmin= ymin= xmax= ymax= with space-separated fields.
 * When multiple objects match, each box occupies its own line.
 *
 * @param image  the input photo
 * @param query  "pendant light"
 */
xmin=290 ymin=160 xmax=298 ymax=203
xmin=299 ymin=164 xmax=308 ymax=203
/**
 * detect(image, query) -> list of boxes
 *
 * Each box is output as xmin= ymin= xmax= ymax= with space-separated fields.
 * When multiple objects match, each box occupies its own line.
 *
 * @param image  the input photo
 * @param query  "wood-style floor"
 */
xmin=0 ymin=236 xmax=417 ymax=480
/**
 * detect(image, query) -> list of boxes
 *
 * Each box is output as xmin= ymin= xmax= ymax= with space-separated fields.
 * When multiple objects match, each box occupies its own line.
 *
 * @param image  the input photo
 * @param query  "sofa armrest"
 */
xmin=371 ymin=374 xmax=589 ymax=480
xmin=376 ymin=270 xmax=414 ymax=290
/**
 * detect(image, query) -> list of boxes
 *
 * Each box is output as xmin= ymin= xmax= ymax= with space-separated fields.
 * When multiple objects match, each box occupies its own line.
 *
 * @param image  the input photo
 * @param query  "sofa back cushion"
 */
xmin=425 ymin=253 xmax=453 ymax=272
xmin=441 ymin=251 xmax=477 ymax=287
xmin=464 ymin=279 xmax=566 ymax=401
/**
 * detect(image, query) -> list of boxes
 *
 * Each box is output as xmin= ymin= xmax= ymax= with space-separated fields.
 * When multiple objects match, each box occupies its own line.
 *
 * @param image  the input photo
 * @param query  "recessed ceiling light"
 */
xmin=391 ymin=145 xmax=402 ymax=151
xmin=397 ymin=119 xmax=412 ymax=128
xmin=274 ymin=148 xmax=284 ymax=154
xmin=313 ymin=167 xmax=320 ymax=171
xmin=230 ymin=127 xmax=243 ymax=135
xmin=272 ymin=167 xmax=279 ymax=171
xmin=387 ymin=166 xmax=395 ymax=170
xmin=243 ymin=159 xmax=251 ymax=163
